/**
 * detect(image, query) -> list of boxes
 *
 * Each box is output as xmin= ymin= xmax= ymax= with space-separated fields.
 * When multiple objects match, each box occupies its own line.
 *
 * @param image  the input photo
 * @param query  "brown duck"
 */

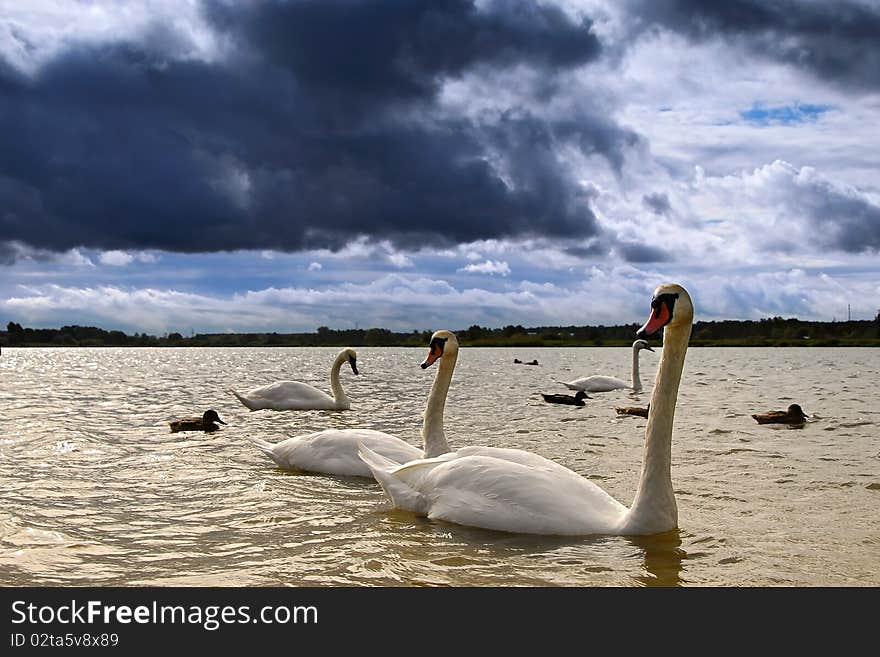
xmin=541 ymin=391 xmax=589 ymax=406
xmin=751 ymin=404 xmax=808 ymax=425
xmin=169 ymin=409 xmax=227 ymax=433
xmin=615 ymin=405 xmax=649 ymax=418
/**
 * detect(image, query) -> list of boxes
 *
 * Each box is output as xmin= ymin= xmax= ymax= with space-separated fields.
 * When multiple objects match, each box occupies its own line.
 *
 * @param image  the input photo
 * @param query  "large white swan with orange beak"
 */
xmin=359 ymin=283 xmax=693 ymax=535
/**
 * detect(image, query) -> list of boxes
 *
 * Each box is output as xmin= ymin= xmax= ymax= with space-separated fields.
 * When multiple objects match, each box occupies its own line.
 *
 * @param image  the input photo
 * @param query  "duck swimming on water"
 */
xmin=169 ymin=410 xmax=227 ymax=433
xmin=541 ymin=391 xmax=589 ymax=406
xmin=751 ymin=404 xmax=808 ymax=425
xmin=615 ymin=405 xmax=649 ymax=418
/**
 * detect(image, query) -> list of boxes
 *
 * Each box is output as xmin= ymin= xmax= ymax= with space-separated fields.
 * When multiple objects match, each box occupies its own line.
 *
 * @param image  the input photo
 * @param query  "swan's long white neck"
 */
xmin=421 ymin=346 xmax=456 ymax=458
xmin=329 ymin=351 xmax=350 ymax=404
xmin=623 ymin=321 xmax=691 ymax=534
xmin=630 ymin=344 xmax=643 ymax=392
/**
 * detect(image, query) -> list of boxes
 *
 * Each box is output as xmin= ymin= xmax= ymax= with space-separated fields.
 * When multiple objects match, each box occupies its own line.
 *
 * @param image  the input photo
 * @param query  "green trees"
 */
xmin=1 ymin=317 xmax=878 ymax=347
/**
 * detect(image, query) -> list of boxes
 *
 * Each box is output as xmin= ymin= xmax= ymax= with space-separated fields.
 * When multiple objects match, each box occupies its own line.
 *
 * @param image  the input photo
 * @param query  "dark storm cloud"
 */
xmin=642 ymin=192 xmax=671 ymax=215
xmin=792 ymin=180 xmax=880 ymax=253
xmin=563 ymin=245 xmax=604 ymax=259
xmin=0 ymin=240 xmax=82 ymax=266
xmin=628 ymin=0 xmax=880 ymax=90
xmin=616 ymin=242 xmax=670 ymax=263
xmin=0 ymin=242 xmax=16 ymax=266
xmin=205 ymin=0 xmax=601 ymax=108
xmin=0 ymin=0 xmax=638 ymax=261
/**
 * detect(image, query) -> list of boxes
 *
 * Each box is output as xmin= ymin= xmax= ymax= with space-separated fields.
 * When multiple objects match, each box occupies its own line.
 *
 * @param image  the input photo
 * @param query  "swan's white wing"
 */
xmin=452 ymin=446 xmax=585 ymax=478
xmin=262 ymin=429 xmax=422 ymax=477
xmin=236 ymin=381 xmax=336 ymax=410
xmin=361 ymin=448 xmax=627 ymax=535
xmin=417 ymin=455 xmax=627 ymax=535
xmin=563 ymin=375 xmax=628 ymax=392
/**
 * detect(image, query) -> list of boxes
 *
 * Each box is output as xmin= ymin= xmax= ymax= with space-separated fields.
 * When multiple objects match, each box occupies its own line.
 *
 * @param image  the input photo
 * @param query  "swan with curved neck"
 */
xmin=248 ymin=332 xmax=457 ymax=477
xmin=231 ymin=348 xmax=358 ymax=411
xmin=560 ymin=339 xmax=654 ymax=393
xmin=419 ymin=330 xmax=456 ymax=458
xmin=359 ymin=283 xmax=693 ymax=535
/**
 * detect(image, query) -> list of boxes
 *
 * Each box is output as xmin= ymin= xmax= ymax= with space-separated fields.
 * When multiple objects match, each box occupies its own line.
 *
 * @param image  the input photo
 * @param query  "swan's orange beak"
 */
xmin=420 ymin=340 xmax=444 ymax=369
xmin=637 ymin=300 xmax=671 ymax=338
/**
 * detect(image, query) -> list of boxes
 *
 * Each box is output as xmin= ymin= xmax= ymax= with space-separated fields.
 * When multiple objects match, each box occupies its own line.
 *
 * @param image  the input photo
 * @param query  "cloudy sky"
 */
xmin=1 ymin=0 xmax=878 ymax=334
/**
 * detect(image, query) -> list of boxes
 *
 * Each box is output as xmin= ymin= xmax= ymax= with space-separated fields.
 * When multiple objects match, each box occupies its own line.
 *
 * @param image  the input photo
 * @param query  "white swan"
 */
xmin=232 ymin=348 xmax=358 ymax=411
xmin=359 ymin=283 xmax=693 ymax=536
xmin=248 ymin=332 xmax=457 ymax=477
xmin=559 ymin=339 xmax=655 ymax=393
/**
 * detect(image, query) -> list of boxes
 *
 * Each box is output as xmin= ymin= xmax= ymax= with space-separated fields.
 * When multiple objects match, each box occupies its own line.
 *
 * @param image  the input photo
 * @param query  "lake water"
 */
xmin=1 ymin=346 xmax=878 ymax=586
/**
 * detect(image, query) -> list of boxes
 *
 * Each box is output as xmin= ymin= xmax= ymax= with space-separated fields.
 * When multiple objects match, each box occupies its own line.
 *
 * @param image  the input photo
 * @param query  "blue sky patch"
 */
xmin=740 ymin=103 xmax=834 ymax=125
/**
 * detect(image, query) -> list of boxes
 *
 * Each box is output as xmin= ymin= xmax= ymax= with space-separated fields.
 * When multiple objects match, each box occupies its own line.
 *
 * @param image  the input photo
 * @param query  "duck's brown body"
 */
xmin=751 ymin=404 xmax=807 ymax=425
xmin=541 ymin=391 xmax=588 ymax=406
xmin=615 ymin=405 xmax=649 ymax=418
xmin=169 ymin=410 xmax=227 ymax=433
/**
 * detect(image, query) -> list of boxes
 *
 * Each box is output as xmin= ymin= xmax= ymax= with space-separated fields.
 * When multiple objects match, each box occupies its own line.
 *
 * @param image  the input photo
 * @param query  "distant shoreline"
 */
xmin=3 ymin=317 xmax=878 ymax=349
xmin=3 ymin=343 xmax=879 ymax=348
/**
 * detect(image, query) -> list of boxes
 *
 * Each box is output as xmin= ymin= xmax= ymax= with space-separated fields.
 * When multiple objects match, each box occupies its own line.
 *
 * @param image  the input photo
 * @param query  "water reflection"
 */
xmin=628 ymin=529 xmax=686 ymax=587
xmin=378 ymin=510 xmax=686 ymax=586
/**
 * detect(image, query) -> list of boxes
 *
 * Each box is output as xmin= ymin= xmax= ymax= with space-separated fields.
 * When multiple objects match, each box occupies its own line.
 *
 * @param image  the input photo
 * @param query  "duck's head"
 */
xmin=632 ymin=339 xmax=655 ymax=352
xmin=343 ymin=347 xmax=359 ymax=375
xmin=575 ymin=391 xmax=589 ymax=400
xmin=420 ymin=330 xmax=459 ymax=369
xmin=203 ymin=409 xmax=226 ymax=425
xmin=788 ymin=404 xmax=807 ymax=417
xmin=636 ymin=283 xmax=694 ymax=339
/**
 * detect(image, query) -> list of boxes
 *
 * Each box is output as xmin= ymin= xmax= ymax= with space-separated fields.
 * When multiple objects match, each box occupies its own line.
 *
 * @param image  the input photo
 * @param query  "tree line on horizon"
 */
xmin=2 ymin=315 xmax=879 ymax=348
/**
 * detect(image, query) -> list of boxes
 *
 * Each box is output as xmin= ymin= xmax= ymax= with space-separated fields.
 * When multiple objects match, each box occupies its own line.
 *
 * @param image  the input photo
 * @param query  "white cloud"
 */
xmin=96 ymin=250 xmax=158 ymax=266
xmin=458 ymin=260 xmax=511 ymax=276
xmin=387 ymin=252 xmax=413 ymax=268
xmin=98 ymin=250 xmax=134 ymax=266
xmin=7 ymin=263 xmax=876 ymax=336
xmin=307 ymin=261 xmax=322 ymax=271
xmin=691 ymin=160 xmax=880 ymax=254
xmin=59 ymin=249 xmax=94 ymax=267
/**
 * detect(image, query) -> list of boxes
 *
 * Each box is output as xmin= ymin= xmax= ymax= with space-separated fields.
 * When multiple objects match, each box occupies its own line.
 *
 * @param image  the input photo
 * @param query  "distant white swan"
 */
xmin=359 ymin=283 xmax=693 ymax=536
xmin=248 ymin=332 xmax=457 ymax=477
xmin=559 ymin=339 xmax=655 ymax=393
xmin=232 ymin=348 xmax=358 ymax=411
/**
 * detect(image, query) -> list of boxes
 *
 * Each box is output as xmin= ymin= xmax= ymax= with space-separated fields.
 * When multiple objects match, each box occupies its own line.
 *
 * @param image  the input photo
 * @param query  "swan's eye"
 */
xmin=421 ymin=337 xmax=448 ymax=368
xmin=650 ymin=298 xmax=662 ymax=316
xmin=652 ymin=293 xmax=678 ymax=319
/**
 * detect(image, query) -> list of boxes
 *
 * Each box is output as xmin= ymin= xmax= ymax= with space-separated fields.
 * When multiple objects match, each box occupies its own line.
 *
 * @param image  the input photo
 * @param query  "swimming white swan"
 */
xmin=559 ymin=339 xmax=655 ymax=393
xmin=231 ymin=348 xmax=358 ymax=411
xmin=359 ymin=283 xmax=693 ymax=536
xmin=248 ymin=332 xmax=457 ymax=477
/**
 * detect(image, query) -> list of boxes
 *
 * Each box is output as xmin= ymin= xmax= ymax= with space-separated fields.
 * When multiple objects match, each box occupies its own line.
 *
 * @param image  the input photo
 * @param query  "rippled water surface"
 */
xmin=1 ymin=346 xmax=878 ymax=586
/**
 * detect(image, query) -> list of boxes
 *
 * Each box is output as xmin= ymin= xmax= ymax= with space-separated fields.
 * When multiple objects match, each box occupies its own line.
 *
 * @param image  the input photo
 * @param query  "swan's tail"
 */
xmin=248 ymin=437 xmax=281 ymax=465
xmin=229 ymin=389 xmax=259 ymax=411
xmin=357 ymin=443 xmax=426 ymax=513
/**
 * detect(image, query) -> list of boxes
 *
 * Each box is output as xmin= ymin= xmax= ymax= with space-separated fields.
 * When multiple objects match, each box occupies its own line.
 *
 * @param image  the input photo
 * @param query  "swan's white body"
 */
xmin=232 ymin=348 xmax=356 ymax=411
xmin=560 ymin=340 xmax=654 ymax=393
xmin=249 ymin=333 xmax=457 ymax=477
xmin=251 ymin=430 xmax=422 ymax=477
xmin=360 ymin=284 xmax=693 ymax=536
